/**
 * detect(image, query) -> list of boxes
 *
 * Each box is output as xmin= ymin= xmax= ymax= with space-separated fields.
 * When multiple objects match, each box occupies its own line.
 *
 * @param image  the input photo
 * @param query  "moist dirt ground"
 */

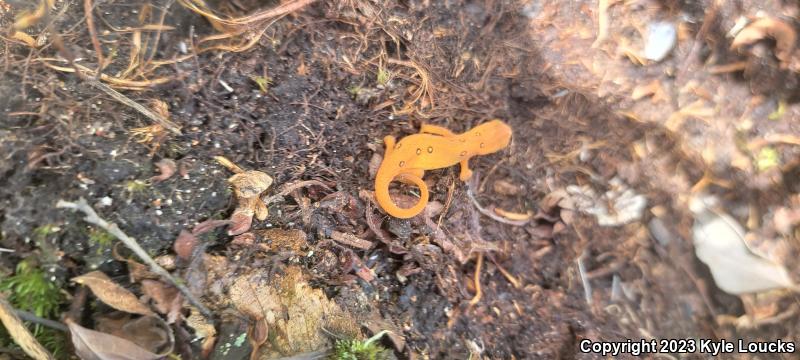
xmin=2 ymin=0 xmax=800 ymax=359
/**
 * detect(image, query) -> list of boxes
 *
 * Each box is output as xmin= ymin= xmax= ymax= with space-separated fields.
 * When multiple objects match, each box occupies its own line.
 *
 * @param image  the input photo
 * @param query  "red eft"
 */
xmin=374 ymin=119 xmax=512 ymax=218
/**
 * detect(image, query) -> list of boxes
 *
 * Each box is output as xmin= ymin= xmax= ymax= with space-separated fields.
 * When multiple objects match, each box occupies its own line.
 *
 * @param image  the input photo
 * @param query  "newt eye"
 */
xmin=416 ymin=148 xmax=421 ymax=155
xmin=395 ymin=143 xmax=402 ymax=149
xmin=460 ymin=151 xmax=466 ymax=156
xmin=427 ymin=146 xmax=433 ymax=153
xmin=399 ymin=161 xmax=405 ymax=167
xmin=476 ymin=132 xmax=481 ymax=136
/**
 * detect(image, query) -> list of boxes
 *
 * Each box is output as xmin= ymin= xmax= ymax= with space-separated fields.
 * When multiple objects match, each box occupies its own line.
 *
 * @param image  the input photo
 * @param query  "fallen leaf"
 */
xmin=174 ymin=230 xmax=198 ymax=260
xmin=150 ymin=158 xmax=176 ymax=182
xmin=192 ymin=219 xmax=233 ymax=235
xmin=229 ymin=170 xmax=273 ymax=199
xmin=66 ymin=318 xmax=164 ymax=360
xmin=690 ymin=195 xmax=796 ymax=294
xmin=72 ymin=271 xmax=155 ymax=316
xmin=228 ymin=207 xmax=254 ymax=236
xmin=94 ymin=315 xmax=175 ymax=355
xmin=186 ymin=306 xmax=216 ymax=358
xmin=0 ymin=297 xmax=53 ymax=360
xmin=732 ymin=17 xmax=796 ymax=66
xmin=141 ymin=280 xmax=184 ymax=323
xmin=248 ymin=317 xmax=268 ymax=360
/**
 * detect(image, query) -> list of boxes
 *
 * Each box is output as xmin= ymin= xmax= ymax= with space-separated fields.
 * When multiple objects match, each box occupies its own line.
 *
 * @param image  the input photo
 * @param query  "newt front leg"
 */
xmin=459 ymin=159 xmax=473 ymax=181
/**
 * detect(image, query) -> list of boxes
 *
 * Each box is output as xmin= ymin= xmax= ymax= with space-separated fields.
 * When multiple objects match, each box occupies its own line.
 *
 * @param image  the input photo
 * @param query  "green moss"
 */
xmin=347 ymin=86 xmax=362 ymax=97
xmin=331 ymin=331 xmax=391 ymax=360
xmin=251 ymin=75 xmax=273 ymax=94
xmin=125 ymin=180 xmax=150 ymax=195
xmin=376 ymin=68 xmax=391 ymax=86
xmin=88 ymin=228 xmax=114 ymax=248
xmin=32 ymin=225 xmax=57 ymax=242
xmin=0 ymin=260 xmax=67 ymax=358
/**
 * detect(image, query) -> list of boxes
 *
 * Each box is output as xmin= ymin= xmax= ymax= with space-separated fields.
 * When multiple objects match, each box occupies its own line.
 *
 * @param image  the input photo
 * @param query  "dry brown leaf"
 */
xmin=94 ymin=315 xmax=174 ymax=355
xmin=186 ymin=306 xmax=216 ymax=357
xmin=173 ymin=230 xmax=198 ymax=260
xmin=72 ymin=271 xmax=155 ymax=316
xmin=150 ymin=158 xmax=176 ymax=182
xmin=192 ymin=219 xmax=232 ymax=235
xmin=0 ymin=297 xmax=53 ymax=360
xmin=248 ymin=317 xmax=269 ymax=360
xmin=732 ymin=17 xmax=797 ymax=66
xmin=228 ymin=207 xmax=254 ymax=236
xmin=141 ymin=280 xmax=184 ymax=323
xmin=66 ymin=318 xmax=164 ymax=360
xmin=229 ymin=170 xmax=273 ymax=198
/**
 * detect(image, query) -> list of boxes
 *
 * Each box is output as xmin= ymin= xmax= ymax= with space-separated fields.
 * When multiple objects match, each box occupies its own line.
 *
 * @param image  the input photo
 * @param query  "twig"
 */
xmin=330 ymin=230 xmax=373 ymax=250
xmin=576 ymin=251 xmax=592 ymax=306
xmin=592 ymin=0 xmax=609 ymax=47
xmin=84 ymin=0 xmax=104 ymax=78
xmin=13 ymin=309 xmax=68 ymax=333
xmin=488 ymin=255 xmax=521 ymax=289
xmin=466 ymin=175 xmax=528 ymax=226
xmin=83 ymin=77 xmax=182 ymax=134
xmin=56 ymin=198 xmax=212 ymax=321
xmin=262 ymin=180 xmax=332 ymax=205
xmin=0 ymin=297 xmax=53 ymax=360
xmin=468 ymin=252 xmax=483 ymax=307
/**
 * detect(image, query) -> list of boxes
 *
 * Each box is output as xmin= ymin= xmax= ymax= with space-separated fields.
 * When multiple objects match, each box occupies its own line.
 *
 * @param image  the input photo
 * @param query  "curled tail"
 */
xmin=375 ymin=172 xmax=429 ymax=219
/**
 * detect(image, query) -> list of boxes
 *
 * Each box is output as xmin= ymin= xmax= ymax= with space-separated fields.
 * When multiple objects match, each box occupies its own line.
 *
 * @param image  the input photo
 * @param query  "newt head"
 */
xmin=469 ymin=119 xmax=512 ymax=155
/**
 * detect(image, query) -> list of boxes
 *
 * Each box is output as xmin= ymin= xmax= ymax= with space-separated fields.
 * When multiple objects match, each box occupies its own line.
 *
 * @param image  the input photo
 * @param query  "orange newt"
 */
xmin=374 ymin=119 xmax=512 ymax=218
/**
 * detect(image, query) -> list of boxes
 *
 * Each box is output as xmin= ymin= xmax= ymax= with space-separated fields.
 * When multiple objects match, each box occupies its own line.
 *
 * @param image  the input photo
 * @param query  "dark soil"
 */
xmin=3 ymin=0 xmax=800 ymax=359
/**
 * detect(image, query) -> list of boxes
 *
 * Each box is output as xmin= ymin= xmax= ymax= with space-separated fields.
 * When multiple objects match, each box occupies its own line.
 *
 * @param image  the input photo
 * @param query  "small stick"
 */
xmin=84 ymin=0 xmax=104 ymax=78
xmin=466 ymin=176 xmax=528 ymax=226
xmin=13 ymin=309 xmax=68 ymax=333
xmin=262 ymin=180 xmax=332 ymax=206
xmin=576 ymin=251 xmax=592 ymax=306
xmin=83 ymin=77 xmax=182 ymax=134
xmin=468 ymin=252 xmax=484 ymax=307
xmin=0 ymin=297 xmax=53 ymax=360
xmin=489 ymin=255 xmax=521 ymax=289
xmin=56 ymin=198 xmax=212 ymax=321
